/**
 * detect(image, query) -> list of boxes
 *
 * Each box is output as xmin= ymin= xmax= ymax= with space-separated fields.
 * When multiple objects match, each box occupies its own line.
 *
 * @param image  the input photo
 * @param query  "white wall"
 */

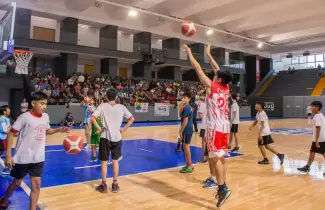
xmin=117 ymin=62 xmax=133 ymax=78
xmin=225 ymin=51 xmax=230 ymax=65
xmin=77 ymin=58 xmax=101 ymax=75
xmin=30 ymin=16 xmax=60 ymax=42
xmin=151 ymin=39 xmax=162 ymax=49
xmin=117 ymin=33 xmax=134 ymax=52
xmin=78 ymin=26 xmax=100 ymax=48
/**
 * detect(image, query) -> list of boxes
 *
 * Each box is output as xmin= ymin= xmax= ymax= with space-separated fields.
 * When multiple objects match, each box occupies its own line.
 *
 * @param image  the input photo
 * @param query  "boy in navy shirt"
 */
xmin=179 ymin=92 xmax=194 ymax=173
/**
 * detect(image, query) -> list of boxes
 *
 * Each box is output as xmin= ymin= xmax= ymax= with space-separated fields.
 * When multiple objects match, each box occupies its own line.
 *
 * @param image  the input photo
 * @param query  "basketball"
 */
xmin=181 ymin=21 xmax=196 ymax=37
xmin=63 ymin=135 xmax=84 ymax=154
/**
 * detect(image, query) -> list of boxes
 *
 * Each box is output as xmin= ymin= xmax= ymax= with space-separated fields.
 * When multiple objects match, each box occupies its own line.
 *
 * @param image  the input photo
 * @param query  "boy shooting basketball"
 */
xmin=179 ymin=92 xmax=194 ymax=173
xmin=298 ymin=101 xmax=325 ymax=175
xmin=184 ymin=43 xmax=232 ymax=208
xmin=249 ymin=101 xmax=284 ymax=165
xmin=92 ymin=89 xmax=134 ymax=193
xmin=0 ymin=91 xmax=70 ymax=210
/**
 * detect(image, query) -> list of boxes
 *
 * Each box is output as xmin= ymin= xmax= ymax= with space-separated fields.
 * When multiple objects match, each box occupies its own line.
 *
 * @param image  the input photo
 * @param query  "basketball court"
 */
xmin=0 ymin=118 xmax=325 ymax=210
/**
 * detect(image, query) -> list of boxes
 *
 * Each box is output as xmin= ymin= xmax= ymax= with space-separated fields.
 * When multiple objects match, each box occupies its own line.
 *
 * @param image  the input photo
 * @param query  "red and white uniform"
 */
xmin=205 ymin=81 xmax=230 ymax=157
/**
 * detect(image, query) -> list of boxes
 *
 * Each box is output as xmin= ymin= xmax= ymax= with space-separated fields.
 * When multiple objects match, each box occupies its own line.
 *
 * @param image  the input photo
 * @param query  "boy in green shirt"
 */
xmin=90 ymin=116 xmax=102 ymax=162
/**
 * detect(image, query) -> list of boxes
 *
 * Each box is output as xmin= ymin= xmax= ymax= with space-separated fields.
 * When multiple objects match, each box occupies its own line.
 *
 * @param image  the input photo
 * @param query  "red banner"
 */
xmin=256 ymin=55 xmax=260 ymax=82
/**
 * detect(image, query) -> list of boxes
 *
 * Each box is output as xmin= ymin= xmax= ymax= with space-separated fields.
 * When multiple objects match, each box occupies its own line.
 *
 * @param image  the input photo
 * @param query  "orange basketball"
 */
xmin=181 ymin=21 xmax=196 ymax=37
xmin=63 ymin=135 xmax=84 ymax=154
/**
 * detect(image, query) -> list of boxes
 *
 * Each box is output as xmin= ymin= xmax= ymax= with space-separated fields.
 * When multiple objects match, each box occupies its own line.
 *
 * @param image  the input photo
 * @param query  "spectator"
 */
xmin=20 ymin=98 xmax=28 ymax=113
xmin=6 ymin=58 xmax=15 ymax=76
xmin=65 ymin=112 xmax=74 ymax=127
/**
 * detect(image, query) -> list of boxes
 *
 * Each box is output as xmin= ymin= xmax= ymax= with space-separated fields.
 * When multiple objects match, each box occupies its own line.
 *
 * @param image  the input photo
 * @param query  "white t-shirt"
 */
xmin=307 ymin=106 xmax=312 ymax=114
xmin=231 ymin=101 xmax=240 ymax=124
xmin=10 ymin=112 xmax=50 ymax=164
xmin=20 ymin=102 xmax=28 ymax=113
xmin=198 ymin=101 xmax=206 ymax=129
xmin=92 ymin=103 xmax=133 ymax=142
xmin=313 ymin=113 xmax=325 ymax=142
xmin=78 ymin=75 xmax=85 ymax=83
xmin=68 ymin=78 xmax=74 ymax=86
xmin=256 ymin=111 xmax=271 ymax=136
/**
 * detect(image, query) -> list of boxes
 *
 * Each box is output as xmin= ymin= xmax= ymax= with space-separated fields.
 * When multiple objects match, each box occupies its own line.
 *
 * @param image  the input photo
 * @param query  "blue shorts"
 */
xmin=182 ymin=133 xmax=193 ymax=145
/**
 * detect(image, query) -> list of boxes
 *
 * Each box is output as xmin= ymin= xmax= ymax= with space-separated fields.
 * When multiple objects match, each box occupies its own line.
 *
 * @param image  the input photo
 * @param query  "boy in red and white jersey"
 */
xmin=0 ymin=91 xmax=70 ymax=210
xmin=184 ymin=44 xmax=232 ymax=208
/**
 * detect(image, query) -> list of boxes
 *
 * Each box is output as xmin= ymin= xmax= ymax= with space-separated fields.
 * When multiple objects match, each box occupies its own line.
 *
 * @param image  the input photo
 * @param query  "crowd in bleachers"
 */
xmin=28 ymin=71 xmax=206 ymax=106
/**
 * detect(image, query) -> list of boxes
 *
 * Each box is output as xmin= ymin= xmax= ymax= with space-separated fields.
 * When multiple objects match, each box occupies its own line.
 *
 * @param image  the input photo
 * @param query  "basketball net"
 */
xmin=13 ymin=50 xmax=33 ymax=75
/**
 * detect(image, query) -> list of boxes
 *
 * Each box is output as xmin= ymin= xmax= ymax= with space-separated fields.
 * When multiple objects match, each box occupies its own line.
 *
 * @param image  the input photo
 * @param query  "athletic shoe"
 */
xmin=278 ymin=154 xmax=285 ymax=165
xmin=179 ymin=166 xmax=193 ymax=173
xmin=89 ymin=157 xmax=98 ymax=163
xmin=202 ymin=177 xmax=213 ymax=184
xmin=231 ymin=147 xmax=240 ymax=152
xmin=84 ymin=144 xmax=91 ymax=150
xmin=96 ymin=183 xmax=108 ymax=193
xmin=112 ymin=183 xmax=120 ymax=193
xmin=203 ymin=180 xmax=218 ymax=189
xmin=297 ymin=165 xmax=310 ymax=173
xmin=1 ymin=168 xmax=10 ymax=176
xmin=216 ymin=188 xmax=232 ymax=208
xmin=0 ymin=197 xmax=8 ymax=210
xmin=258 ymin=159 xmax=269 ymax=164
xmin=174 ymin=147 xmax=180 ymax=152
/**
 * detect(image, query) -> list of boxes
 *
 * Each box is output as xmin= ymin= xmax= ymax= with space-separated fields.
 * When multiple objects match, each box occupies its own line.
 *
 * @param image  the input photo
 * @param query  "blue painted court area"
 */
xmin=0 ymin=138 xmax=243 ymax=209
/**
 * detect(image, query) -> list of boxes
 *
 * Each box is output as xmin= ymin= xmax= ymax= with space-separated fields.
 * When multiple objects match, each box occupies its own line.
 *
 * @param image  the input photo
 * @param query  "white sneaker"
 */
xmin=84 ymin=144 xmax=91 ymax=150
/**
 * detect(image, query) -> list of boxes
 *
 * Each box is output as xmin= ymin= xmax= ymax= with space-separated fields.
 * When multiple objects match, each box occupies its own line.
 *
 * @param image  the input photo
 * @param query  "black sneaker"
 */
xmin=112 ymin=183 xmax=120 ymax=193
xmin=216 ymin=188 xmax=232 ymax=208
xmin=174 ymin=147 xmax=180 ymax=152
xmin=231 ymin=147 xmax=239 ymax=152
xmin=96 ymin=183 xmax=108 ymax=193
xmin=278 ymin=154 xmax=285 ymax=165
xmin=0 ymin=197 xmax=8 ymax=210
xmin=258 ymin=159 xmax=269 ymax=164
xmin=297 ymin=165 xmax=310 ymax=173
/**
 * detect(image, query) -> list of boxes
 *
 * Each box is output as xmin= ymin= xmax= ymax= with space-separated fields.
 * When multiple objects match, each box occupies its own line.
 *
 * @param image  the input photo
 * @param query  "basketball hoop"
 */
xmin=13 ymin=50 xmax=33 ymax=75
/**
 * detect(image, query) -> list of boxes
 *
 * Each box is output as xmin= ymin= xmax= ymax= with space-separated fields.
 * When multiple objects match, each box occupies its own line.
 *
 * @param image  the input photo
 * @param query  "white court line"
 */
xmin=0 ymin=159 xmax=48 ymax=210
xmin=74 ymin=156 xmax=123 ymax=169
xmin=138 ymin=148 xmax=152 ymax=152
xmin=45 ymin=149 xmax=64 ymax=153
xmin=42 ymin=153 xmax=244 ymax=190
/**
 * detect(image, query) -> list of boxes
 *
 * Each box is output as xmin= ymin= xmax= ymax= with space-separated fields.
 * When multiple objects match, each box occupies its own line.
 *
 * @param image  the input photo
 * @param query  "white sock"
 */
xmin=211 ymin=176 xmax=216 ymax=182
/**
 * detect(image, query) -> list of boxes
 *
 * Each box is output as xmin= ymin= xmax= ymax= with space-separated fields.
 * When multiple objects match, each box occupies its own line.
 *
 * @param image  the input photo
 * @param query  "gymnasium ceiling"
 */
xmin=9 ymin=0 xmax=325 ymax=58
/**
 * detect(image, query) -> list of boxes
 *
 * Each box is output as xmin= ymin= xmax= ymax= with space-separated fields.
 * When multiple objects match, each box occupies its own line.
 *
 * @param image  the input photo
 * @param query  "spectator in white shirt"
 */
xmin=78 ymin=74 xmax=85 ymax=83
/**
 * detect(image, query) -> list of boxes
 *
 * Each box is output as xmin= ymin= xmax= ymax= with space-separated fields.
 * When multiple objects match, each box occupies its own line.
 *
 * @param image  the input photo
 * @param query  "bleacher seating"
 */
xmin=262 ymin=70 xmax=319 ymax=96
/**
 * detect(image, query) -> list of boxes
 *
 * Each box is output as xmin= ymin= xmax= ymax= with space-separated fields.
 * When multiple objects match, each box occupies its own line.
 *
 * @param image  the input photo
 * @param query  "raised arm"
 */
xmin=183 ymin=44 xmax=211 ymax=88
xmin=206 ymin=44 xmax=220 ymax=73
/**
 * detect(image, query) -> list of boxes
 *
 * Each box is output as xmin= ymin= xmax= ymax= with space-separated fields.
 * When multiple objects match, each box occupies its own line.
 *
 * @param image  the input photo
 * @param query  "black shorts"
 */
xmin=231 ymin=124 xmax=239 ymax=133
xmin=10 ymin=162 xmax=44 ymax=180
xmin=258 ymin=135 xmax=274 ymax=146
xmin=99 ymin=138 xmax=122 ymax=161
xmin=199 ymin=129 xmax=205 ymax=138
xmin=0 ymin=140 xmax=6 ymax=153
xmin=181 ymin=133 xmax=193 ymax=144
xmin=308 ymin=113 xmax=312 ymax=117
xmin=310 ymin=142 xmax=325 ymax=154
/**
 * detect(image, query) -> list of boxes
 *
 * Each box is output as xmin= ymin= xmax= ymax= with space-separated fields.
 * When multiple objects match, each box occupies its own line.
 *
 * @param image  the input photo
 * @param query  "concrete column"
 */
xmin=54 ymin=53 xmax=78 ymax=80
xmin=210 ymin=48 xmax=225 ymax=66
xmin=189 ymin=43 xmax=204 ymax=63
xmin=162 ymin=38 xmax=180 ymax=59
xmin=100 ymin=58 xmax=118 ymax=76
xmin=14 ymin=8 xmax=31 ymax=39
xmin=133 ymin=32 xmax=151 ymax=54
xmin=60 ymin=17 xmax=78 ymax=44
xmin=99 ymin=25 xmax=117 ymax=50
xmin=132 ymin=61 xmax=152 ymax=80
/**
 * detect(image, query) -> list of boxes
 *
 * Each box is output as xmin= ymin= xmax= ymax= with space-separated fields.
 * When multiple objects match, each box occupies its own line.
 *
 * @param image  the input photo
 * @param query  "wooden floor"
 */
xmin=40 ymin=119 xmax=325 ymax=210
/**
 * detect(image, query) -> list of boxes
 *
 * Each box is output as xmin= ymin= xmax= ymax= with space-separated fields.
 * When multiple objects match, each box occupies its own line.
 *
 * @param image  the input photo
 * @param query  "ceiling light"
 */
xmin=257 ymin=42 xmax=263 ymax=48
xmin=206 ymin=29 xmax=213 ymax=35
xmin=128 ymin=10 xmax=137 ymax=17
xmin=78 ymin=24 xmax=90 ymax=28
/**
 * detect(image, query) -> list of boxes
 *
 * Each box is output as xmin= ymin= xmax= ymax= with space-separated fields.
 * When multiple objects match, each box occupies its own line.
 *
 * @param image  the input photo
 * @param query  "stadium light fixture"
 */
xmin=206 ymin=29 xmax=213 ymax=35
xmin=128 ymin=10 xmax=137 ymax=17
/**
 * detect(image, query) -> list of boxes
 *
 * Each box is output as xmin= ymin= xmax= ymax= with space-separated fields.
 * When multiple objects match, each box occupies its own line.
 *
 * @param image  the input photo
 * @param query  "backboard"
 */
xmin=0 ymin=2 xmax=16 ymax=73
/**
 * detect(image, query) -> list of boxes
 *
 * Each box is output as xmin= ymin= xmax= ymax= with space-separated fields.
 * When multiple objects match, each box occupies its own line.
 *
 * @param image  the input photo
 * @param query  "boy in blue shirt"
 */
xmin=179 ymin=92 xmax=194 ymax=173
xmin=0 ymin=105 xmax=11 ymax=175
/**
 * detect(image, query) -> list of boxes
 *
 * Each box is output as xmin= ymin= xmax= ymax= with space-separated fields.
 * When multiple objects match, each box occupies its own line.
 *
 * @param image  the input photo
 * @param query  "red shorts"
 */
xmin=206 ymin=130 xmax=229 ymax=157
xmin=0 ymin=140 xmax=7 ymax=152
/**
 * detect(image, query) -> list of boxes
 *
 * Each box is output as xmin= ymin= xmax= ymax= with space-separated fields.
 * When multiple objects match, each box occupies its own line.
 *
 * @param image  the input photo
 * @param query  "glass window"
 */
xmin=298 ymin=63 xmax=306 ymax=69
xmin=299 ymin=56 xmax=306 ymax=63
xmin=316 ymin=62 xmax=323 ymax=68
xmin=281 ymin=57 xmax=291 ymax=65
xmin=291 ymin=57 xmax=298 ymax=64
xmin=316 ymin=54 xmax=323 ymax=62
xmin=307 ymin=55 xmax=315 ymax=63
xmin=307 ymin=63 xmax=316 ymax=68
xmin=291 ymin=64 xmax=298 ymax=69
